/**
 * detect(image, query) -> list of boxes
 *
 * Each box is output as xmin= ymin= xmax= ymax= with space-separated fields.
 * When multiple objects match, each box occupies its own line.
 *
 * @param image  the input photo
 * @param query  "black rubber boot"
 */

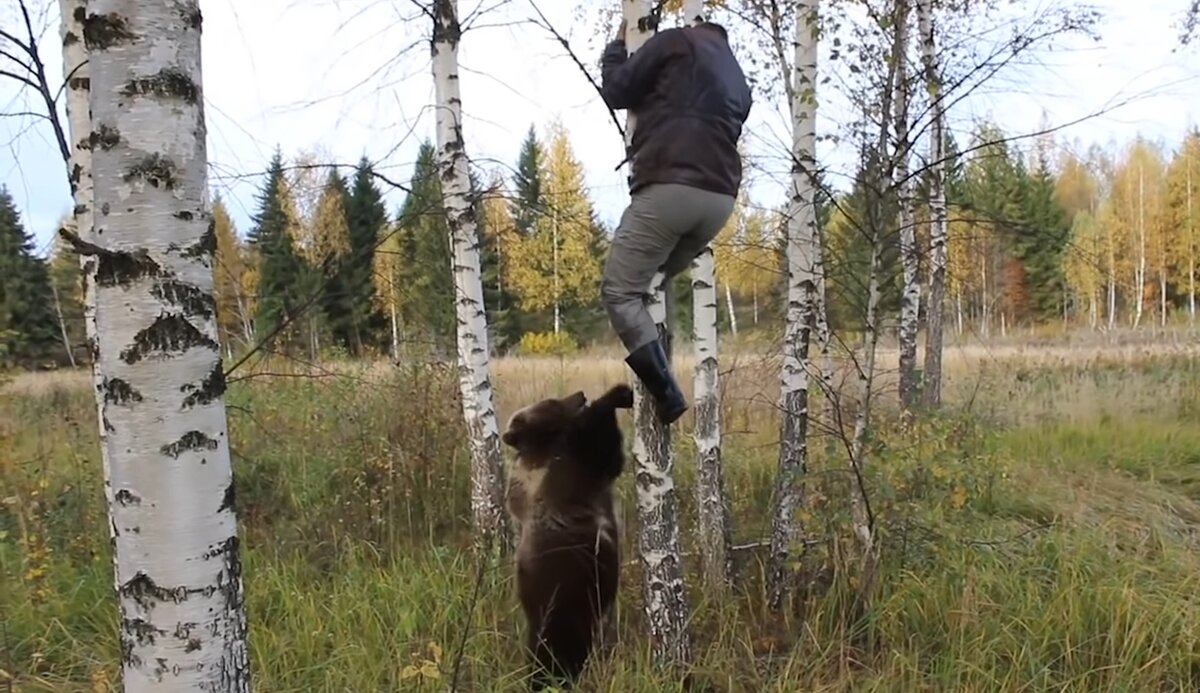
xmin=624 ymin=339 xmax=688 ymax=425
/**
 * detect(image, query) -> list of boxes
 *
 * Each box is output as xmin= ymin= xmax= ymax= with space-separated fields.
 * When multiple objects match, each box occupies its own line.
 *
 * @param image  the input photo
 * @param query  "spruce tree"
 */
xmin=512 ymin=125 xmax=543 ymax=237
xmin=0 ymin=187 xmax=60 ymax=367
xmin=343 ymin=157 xmax=388 ymax=354
xmin=474 ymin=170 xmax=522 ymax=351
xmin=246 ymin=150 xmax=306 ymax=349
xmin=397 ymin=141 xmax=455 ymax=350
xmin=318 ymin=170 xmax=355 ymax=350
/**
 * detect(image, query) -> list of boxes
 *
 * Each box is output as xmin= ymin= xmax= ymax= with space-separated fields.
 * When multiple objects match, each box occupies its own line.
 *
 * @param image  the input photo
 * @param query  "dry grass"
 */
xmin=3 ymin=333 xmax=1200 ymax=691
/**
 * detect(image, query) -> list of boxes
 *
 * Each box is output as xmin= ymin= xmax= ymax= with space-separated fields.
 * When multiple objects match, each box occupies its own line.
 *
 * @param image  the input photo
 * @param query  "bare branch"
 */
xmin=526 ymin=0 xmax=625 ymax=140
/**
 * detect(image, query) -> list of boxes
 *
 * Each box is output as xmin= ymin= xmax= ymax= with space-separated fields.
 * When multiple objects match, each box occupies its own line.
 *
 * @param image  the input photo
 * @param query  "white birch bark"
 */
xmin=724 ymin=283 xmax=738 ymax=335
xmin=50 ymin=279 xmax=77 ymax=366
xmin=623 ymin=0 xmax=691 ymax=665
xmin=892 ymin=0 xmax=920 ymax=413
xmin=680 ymin=0 xmax=732 ymax=594
xmin=1134 ymin=165 xmax=1146 ymax=328
xmin=431 ymin=0 xmax=510 ymax=551
xmin=767 ymin=0 xmax=821 ymax=610
xmin=84 ymin=1 xmax=250 ymax=688
xmin=59 ymin=0 xmax=103 ymax=442
xmin=845 ymin=0 xmax=913 ymax=558
xmin=918 ymin=0 xmax=947 ymax=408
xmin=1189 ymin=163 xmax=1196 ymax=323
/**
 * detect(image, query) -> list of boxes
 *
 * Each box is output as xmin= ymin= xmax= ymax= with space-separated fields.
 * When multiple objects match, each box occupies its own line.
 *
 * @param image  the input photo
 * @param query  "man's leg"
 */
xmin=601 ymin=186 xmax=690 ymax=425
xmin=661 ymin=188 xmax=736 ymax=278
xmin=601 ymin=195 xmax=679 ymax=354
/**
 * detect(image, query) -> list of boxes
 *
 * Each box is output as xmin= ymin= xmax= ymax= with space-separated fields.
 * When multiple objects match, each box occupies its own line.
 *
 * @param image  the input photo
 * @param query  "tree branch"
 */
xmin=525 ymin=0 xmax=625 ymax=141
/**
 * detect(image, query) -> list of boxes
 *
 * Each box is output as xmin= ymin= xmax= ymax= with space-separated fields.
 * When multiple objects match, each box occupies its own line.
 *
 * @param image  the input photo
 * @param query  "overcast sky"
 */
xmin=2 ymin=0 xmax=1198 ymax=257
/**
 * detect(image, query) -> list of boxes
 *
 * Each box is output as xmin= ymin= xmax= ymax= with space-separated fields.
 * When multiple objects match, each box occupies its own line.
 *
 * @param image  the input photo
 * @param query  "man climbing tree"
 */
xmin=598 ymin=13 xmax=753 ymax=425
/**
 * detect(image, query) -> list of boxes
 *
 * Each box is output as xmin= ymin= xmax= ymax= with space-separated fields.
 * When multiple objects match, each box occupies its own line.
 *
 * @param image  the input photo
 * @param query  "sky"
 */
xmin=2 ymin=0 xmax=1199 ymax=258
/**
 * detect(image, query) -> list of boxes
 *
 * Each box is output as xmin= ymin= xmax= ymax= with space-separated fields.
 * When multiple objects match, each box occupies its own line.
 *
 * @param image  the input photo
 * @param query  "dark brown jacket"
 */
xmin=600 ymin=23 xmax=752 ymax=197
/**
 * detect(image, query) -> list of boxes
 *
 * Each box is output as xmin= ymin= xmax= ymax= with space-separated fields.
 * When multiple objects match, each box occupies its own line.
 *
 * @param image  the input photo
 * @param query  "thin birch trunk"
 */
xmin=552 ymin=208 xmax=561 ymax=334
xmin=725 ymin=283 xmax=738 ymax=336
xmin=980 ymin=255 xmax=989 ymax=338
xmin=1134 ymin=165 xmax=1146 ymax=328
xmin=50 ymin=281 xmax=77 ymax=367
xmin=918 ymin=0 xmax=947 ymax=408
xmin=692 ymin=249 xmax=732 ymax=588
xmin=623 ymin=0 xmax=691 ymax=666
xmin=846 ymin=0 xmax=912 ymax=559
xmin=1160 ymin=271 xmax=1168 ymax=327
xmin=82 ymin=1 xmax=250 ymax=687
xmin=58 ymin=0 xmax=96 ymax=367
xmin=1189 ymin=162 xmax=1195 ymax=323
xmin=767 ymin=0 xmax=820 ymax=610
xmin=892 ymin=0 xmax=919 ymax=414
xmin=58 ymin=0 xmax=124 ymax=658
xmin=431 ymin=0 xmax=510 ymax=551
xmin=390 ymin=302 xmax=400 ymax=360
xmin=682 ymin=0 xmax=732 ymax=592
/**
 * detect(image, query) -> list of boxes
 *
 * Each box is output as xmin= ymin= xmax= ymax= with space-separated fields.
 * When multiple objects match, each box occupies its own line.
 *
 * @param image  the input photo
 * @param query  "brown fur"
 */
xmin=501 ymin=384 xmax=634 ymax=690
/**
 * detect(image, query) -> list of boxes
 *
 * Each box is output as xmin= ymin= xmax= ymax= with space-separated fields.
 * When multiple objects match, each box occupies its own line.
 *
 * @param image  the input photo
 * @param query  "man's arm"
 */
xmin=600 ymin=28 xmax=684 ymax=111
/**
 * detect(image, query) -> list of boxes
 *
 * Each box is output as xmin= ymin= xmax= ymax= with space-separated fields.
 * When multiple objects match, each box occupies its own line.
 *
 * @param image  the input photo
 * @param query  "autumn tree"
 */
xmin=506 ymin=120 xmax=603 ymax=339
xmin=479 ymin=170 xmax=524 ymax=349
xmin=212 ymin=195 xmax=254 ymax=351
xmin=1165 ymin=128 xmax=1200 ymax=321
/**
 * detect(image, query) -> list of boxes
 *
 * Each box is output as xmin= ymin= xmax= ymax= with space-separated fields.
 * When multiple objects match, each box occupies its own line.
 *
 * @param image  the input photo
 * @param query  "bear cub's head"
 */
xmin=501 ymin=384 xmax=634 ymax=470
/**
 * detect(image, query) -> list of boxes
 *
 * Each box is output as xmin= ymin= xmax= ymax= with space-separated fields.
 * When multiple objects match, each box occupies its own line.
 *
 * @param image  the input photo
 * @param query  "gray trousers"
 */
xmin=601 ymin=183 xmax=736 ymax=352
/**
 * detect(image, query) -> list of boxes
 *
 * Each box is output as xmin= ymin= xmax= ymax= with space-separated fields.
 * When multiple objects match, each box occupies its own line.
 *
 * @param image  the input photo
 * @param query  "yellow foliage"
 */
xmin=399 ymin=641 xmax=443 ymax=681
xmin=212 ymin=198 xmax=253 ymax=346
xmin=506 ymin=120 xmax=601 ymax=315
xmin=518 ymin=330 xmax=578 ymax=356
xmin=372 ymin=225 xmax=403 ymax=316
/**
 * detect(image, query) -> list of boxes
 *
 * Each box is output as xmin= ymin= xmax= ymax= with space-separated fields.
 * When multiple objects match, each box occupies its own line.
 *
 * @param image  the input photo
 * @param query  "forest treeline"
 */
xmin=4 ymin=119 xmax=1199 ymax=369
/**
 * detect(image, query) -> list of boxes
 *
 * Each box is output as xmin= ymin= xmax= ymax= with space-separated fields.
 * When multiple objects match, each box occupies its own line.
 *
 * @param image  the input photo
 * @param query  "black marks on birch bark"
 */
xmin=83 ymin=13 xmax=135 ymax=50
xmin=102 ymin=377 xmax=143 ymax=404
xmin=171 ymin=219 xmax=215 ymax=261
xmin=124 ymin=153 xmax=179 ymax=190
xmin=120 ymin=314 xmax=218 ymax=364
xmin=180 ymin=3 xmax=203 ymax=30
xmin=58 ymin=227 xmax=163 ymax=287
xmin=152 ymin=279 xmax=215 ymax=320
xmin=122 ymin=69 xmax=199 ymax=104
xmin=218 ymin=482 xmax=235 ymax=513
xmin=160 ymin=430 xmax=219 ymax=459
xmin=181 ymin=362 xmax=226 ymax=409
xmin=89 ymin=124 xmax=121 ymax=151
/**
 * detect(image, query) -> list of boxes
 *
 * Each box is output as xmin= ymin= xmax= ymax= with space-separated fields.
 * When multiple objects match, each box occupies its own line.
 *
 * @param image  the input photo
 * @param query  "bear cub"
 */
xmin=501 ymin=383 xmax=635 ymax=690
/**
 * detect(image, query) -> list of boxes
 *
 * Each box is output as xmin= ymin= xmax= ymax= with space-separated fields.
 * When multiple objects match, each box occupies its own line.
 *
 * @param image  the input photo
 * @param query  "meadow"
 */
xmin=3 ymin=331 xmax=1200 ymax=691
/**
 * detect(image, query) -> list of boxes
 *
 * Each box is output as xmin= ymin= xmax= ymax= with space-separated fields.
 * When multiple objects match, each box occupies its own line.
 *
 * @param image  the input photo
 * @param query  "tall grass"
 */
xmin=2 ymin=342 xmax=1199 ymax=691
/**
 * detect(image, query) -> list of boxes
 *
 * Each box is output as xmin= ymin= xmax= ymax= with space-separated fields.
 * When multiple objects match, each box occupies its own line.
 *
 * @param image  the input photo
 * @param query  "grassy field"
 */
xmin=3 ymin=335 xmax=1200 ymax=691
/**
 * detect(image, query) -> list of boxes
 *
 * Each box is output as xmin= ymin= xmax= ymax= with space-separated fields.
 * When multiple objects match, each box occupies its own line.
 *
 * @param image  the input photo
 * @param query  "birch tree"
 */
xmin=1166 ymin=129 xmax=1200 ymax=321
xmin=893 ymin=0 xmax=920 ymax=414
xmin=673 ymin=0 xmax=735 ymax=591
xmin=430 ymin=0 xmax=510 ymax=550
xmin=917 ymin=0 xmax=947 ymax=407
xmin=621 ymin=0 xmax=692 ymax=665
xmin=75 ymin=0 xmax=251 ymax=687
xmin=57 ymin=0 xmax=115 ymax=507
xmin=757 ymin=0 xmax=824 ymax=609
